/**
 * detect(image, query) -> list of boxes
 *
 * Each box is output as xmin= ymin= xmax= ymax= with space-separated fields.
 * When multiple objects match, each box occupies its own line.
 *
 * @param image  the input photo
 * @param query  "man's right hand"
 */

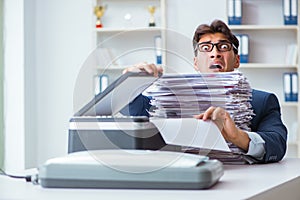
xmin=122 ymin=62 xmax=163 ymax=77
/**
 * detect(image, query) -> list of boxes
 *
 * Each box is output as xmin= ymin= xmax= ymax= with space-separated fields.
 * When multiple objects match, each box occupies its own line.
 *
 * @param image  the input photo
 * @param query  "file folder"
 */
xmin=154 ymin=35 xmax=162 ymax=65
xmin=241 ymin=34 xmax=249 ymax=63
xmin=236 ymin=34 xmax=249 ymax=63
xmin=283 ymin=72 xmax=298 ymax=102
xmin=284 ymin=72 xmax=292 ymax=101
xmin=228 ymin=0 xmax=242 ymax=25
xmin=291 ymin=72 xmax=298 ymax=101
xmin=283 ymin=0 xmax=298 ymax=25
xmin=94 ymin=74 xmax=109 ymax=95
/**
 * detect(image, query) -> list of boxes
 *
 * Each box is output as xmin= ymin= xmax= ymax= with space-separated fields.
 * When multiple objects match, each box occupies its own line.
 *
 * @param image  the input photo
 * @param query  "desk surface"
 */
xmin=1 ymin=158 xmax=300 ymax=200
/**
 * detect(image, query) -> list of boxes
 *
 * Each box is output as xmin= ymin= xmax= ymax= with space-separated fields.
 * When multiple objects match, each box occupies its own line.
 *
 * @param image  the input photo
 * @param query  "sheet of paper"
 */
xmin=150 ymin=118 xmax=231 ymax=152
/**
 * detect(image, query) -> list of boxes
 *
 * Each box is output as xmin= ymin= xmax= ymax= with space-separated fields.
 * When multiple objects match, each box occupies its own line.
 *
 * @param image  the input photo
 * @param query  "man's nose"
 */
xmin=210 ymin=46 xmax=222 ymax=58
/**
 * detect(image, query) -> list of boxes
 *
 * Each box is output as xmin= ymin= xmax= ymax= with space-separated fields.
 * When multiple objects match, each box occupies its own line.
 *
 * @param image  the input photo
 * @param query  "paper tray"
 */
xmin=68 ymin=116 xmax=172 ymax=153
xmin=38 ymin=149 xmax=224 ymax=189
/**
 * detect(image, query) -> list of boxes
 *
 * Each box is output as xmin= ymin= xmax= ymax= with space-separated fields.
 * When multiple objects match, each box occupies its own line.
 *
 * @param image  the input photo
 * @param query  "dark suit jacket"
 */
xmin=125 ymin=89 xmax=287 ymax=163
xmin=250 ymin=89 xmax=287 ymax=163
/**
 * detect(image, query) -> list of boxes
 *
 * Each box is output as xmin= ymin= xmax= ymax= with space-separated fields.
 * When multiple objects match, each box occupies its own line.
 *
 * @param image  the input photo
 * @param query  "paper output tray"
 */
xmin=39 ymin=150 xmax=223 ymax=189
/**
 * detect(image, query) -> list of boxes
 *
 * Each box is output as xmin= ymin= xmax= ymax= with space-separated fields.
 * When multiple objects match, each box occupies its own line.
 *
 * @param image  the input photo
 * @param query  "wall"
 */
xmin=3 ymin=0 xmax=93 ymax=169
xmin=3 ymin=0 xmax=25 ymax=171
xmin=34 ymin=0 xmax=93 ymax=165
xmin=24 ymin=0 xmax=37 ymax=169
xmin=0 ymin=0 xmax=4 ymax=169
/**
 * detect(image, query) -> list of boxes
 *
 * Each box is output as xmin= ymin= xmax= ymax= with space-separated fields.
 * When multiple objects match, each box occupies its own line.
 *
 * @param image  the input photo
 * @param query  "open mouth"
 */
xmin=209 ymin=64 xmax=222 ymax=69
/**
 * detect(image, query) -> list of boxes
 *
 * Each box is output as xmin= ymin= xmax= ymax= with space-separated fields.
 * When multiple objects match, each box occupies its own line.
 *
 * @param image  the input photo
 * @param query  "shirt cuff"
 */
xmin=245 ymin=131 xmax=266 ymax=160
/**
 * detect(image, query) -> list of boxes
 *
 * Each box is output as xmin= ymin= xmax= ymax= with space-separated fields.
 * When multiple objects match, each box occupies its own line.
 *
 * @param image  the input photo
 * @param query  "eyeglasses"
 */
xmin=196 ymin=41 xmax=237 ymax=53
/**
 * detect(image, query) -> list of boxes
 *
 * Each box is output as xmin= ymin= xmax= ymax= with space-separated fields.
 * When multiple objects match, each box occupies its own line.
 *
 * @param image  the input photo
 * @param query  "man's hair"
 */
xmin=193 ymin=19 xmax=239 ymax=56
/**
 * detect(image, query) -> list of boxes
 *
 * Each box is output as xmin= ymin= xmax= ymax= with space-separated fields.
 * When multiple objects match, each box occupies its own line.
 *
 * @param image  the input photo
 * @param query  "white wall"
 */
xmin=3 ymin=0 xmax=25 ymax=171
xmin=24 ymin=0 xmax=37 ymax=169
xmin=34 ymin=0 xmax=93 ymax=165
xmin=5 ymin=0 xmax=94 ymax=169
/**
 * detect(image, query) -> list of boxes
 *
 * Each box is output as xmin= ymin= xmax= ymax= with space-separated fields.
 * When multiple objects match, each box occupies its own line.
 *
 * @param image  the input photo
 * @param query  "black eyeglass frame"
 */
xmin=195 ymin=41 xmax=238 ymax=53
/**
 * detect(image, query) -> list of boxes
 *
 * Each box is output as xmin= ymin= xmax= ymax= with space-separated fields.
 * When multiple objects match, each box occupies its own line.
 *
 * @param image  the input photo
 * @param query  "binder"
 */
xmin=228 ymin=0 xmax=242 ymax=25
xmin=283 ymin=0 xmax=298 ymax=25
xmin=236 ymin=34 xmax=249 ymax=63
xmin=291 ymin=72 xmax=298 ymax=101
xmin=228 ymin=0 xmax=235 ymax=24
xmin=94 ymin=75 xmax=100 ymax=95
xmin=235 ymin=0 xmax=242 ymax=24
xmin=94 ymin=74 xmax=109 ymax=95
xmin=283 ymin=72 xmax=292 ymax=101
xmin=154 ymin=35 xmax=162 ymax=65
xmin=100 ymin=74 xmax=109 ymax=93
xmin=283 ymin=72 xmax=298 ymax=102
xmin=236 ymin=34 xmax=241 ymax=56
xmin=241 ymin=34 xmax=249 ymax=63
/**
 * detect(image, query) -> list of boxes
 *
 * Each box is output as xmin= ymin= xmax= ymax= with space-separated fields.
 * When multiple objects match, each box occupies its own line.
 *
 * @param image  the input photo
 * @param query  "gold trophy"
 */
xmin=148 ymin=5 xmax=156 ymax=27
xmin=94 ymin=5 xmax=106 ymax=28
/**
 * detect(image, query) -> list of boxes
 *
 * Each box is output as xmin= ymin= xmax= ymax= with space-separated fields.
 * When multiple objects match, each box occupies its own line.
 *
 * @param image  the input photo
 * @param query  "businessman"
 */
xmin=123 ymin=19 xmax=287 ymax=163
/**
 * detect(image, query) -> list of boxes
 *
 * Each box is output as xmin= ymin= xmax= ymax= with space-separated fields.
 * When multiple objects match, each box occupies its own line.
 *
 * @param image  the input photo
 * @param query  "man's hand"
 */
xmin=122 ymin=62 xmax=163 ymax=77
xmin=194 ymin=106 xmax=250 ymax=151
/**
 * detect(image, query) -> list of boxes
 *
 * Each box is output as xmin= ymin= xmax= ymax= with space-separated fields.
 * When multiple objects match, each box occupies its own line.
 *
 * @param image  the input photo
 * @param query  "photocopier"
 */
xmin=68 ymin=72 xmax=179 ymax=153
xmin=37 ymin=72 xmax=224 ymax=189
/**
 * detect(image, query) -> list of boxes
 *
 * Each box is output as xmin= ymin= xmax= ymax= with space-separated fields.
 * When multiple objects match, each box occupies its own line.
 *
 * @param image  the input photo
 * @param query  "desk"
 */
xmin=0 ymin=158 xmax=299 ymax=200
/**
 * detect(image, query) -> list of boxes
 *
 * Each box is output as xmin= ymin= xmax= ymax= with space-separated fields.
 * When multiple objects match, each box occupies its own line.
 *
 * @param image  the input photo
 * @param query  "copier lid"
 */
xmin=74 ymin=72 xmax=160 ymax=116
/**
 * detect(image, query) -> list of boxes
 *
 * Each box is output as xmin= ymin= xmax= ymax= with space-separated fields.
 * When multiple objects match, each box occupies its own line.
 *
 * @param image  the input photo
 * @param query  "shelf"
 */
xmin=281 ymin=102 xmax=298 ymax=107
xmin=240 ymin=63 xmax=297 ymax=69
xmin=288 ymin=141 xmax=299 ymax=146
xmin=96 ymin=65 xmax=126 ymax=70
xmin=230 ymin=25 xmax=298 ymax=31
xmin=96 ymin=27 xmax=163 ymax=33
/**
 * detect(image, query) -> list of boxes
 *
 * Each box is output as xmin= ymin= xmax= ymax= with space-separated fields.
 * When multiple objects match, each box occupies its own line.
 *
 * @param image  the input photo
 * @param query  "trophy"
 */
xmin=148 ymin=5 xmax=156 ymax=27
xmin=94 ymin=5 xmax=106 ymax=28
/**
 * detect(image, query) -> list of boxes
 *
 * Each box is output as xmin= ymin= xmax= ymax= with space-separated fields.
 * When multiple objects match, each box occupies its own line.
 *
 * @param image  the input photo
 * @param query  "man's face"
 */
xmin=193 ymin=33 xmax=240 ymax=73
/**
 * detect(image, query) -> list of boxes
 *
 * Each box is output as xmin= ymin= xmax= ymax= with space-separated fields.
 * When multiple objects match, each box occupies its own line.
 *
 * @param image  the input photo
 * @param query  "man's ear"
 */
xmin=193 ymin=57 xmax=199 ymax=71
xmin=234 ymin=54 xmax=240 ymax=69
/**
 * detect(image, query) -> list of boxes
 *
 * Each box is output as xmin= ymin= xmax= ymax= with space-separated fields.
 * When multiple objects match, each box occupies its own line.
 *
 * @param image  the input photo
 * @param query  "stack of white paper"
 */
xmin=146 ymin=72 xmax=254 ymax=131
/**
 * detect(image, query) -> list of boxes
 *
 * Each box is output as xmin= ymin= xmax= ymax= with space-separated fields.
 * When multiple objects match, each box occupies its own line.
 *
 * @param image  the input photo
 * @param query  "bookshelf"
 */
xmin=92 ymin=0 xmax=166 ymax=93
xmin=227 ymin=0 xmax=300 ymax=157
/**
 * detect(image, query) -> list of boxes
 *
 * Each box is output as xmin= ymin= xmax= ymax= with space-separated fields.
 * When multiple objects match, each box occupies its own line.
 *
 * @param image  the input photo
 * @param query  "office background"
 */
xmin=2 ymin=0 xmax=298 ymax=171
